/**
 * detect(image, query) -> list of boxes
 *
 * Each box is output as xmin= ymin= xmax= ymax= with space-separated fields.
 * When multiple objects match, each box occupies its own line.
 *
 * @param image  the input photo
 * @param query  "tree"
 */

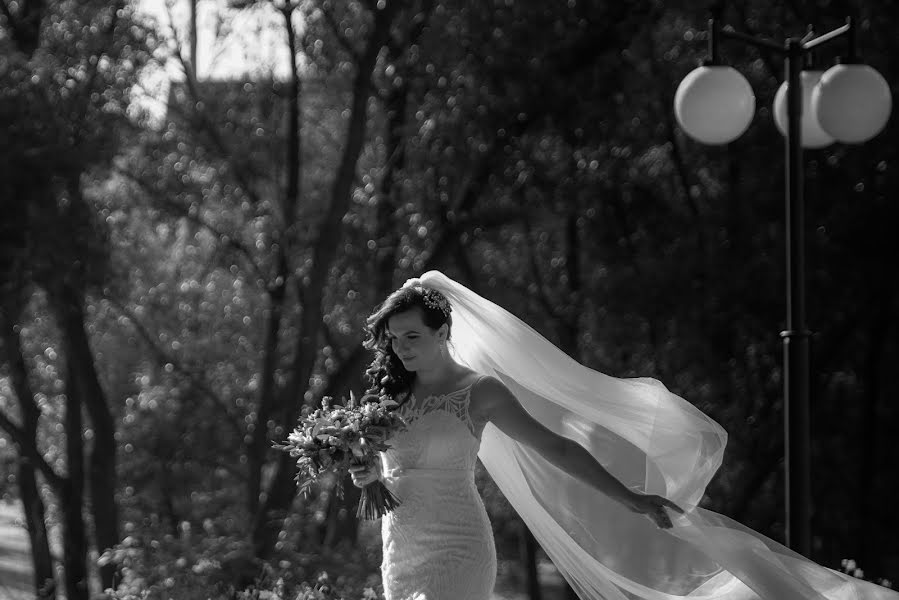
xmin=0 ymin=0 xmax=153 ymax=596
xmin=10 ymin=1 xmax=894 ymax=598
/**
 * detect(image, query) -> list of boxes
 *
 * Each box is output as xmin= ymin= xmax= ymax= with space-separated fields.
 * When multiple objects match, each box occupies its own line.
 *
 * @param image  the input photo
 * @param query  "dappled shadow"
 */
xmin=0 ymin=502 xmax=33 ymax=600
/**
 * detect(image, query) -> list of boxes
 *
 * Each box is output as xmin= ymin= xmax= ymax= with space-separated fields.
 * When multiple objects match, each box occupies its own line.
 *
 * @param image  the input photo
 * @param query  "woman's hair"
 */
xmin=363 ymin=285 xmax=452 ymax=400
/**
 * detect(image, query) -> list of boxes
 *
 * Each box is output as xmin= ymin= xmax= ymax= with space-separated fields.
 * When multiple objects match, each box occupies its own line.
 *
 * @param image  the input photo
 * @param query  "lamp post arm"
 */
xmin=709 ymin=17 xmax=855 ymax=60
xmin=717 ymin=26 xmax=786 ymax=54
xmin=802 ymin=22 xmax=851 ymax=52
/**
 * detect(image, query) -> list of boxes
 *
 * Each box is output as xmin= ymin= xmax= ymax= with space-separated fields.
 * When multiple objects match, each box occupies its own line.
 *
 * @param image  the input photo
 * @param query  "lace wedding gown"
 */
xmin=379 ymin=382 xmax=497 ymax=600
xmin=370 ymin=272 xmax=899 ymax=600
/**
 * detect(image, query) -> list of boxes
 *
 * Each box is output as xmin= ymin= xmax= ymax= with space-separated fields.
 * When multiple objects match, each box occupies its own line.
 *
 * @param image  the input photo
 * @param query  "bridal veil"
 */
xmin=412 ymin=270 xmax=896 ymax=600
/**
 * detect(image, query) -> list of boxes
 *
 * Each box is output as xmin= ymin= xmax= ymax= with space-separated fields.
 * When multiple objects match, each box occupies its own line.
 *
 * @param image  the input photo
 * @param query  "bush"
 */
xmin=839 ymin=558 xmax=893 ymax=590
xmin=100 ymin=514 xmax=383 ymax=600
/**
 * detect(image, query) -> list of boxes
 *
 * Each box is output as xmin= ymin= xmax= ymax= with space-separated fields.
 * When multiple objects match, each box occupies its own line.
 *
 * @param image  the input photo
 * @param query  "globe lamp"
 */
xmin=674 ymin=65 xmax=756 ymax=144
xmin=811 ymin=63 xmax=892 ymax=143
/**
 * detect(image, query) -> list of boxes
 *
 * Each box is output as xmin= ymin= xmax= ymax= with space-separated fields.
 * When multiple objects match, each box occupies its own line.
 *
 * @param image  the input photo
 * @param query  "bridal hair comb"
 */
xmin=402 ymin=277 xmax=451 ymax=318
xmin=421 ymin=288 xmax=451 ymax=317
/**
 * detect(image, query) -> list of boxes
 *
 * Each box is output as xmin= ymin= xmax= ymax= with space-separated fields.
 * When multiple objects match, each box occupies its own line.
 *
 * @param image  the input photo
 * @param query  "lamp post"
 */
xmin=674 ymin=17 xmax=892 ymax=557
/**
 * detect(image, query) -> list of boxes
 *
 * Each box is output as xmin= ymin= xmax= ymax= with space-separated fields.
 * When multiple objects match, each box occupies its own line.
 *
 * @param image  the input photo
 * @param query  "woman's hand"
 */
xmin=626 ymin=493 xmax=685 ymax=529
xmin=348 ymin=461 xmax=380 ymax=488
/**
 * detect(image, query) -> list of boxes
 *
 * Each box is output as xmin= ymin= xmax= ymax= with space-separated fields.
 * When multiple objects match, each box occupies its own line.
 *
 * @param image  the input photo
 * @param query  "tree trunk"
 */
xmin=315 ymin=28 xmax=415 ymax=548
xmin=246 ymin=2 xmax=301 ymax=517
xmin=1 ymin=311 xmax=58 ymax=599
xmin=57 ymin=284 xmax=120 ymax=591
xmin=188 ymin=0 xmax=198 ymax=79
xmin=251 ymin=1 xmax=402 ymax=560
xmin=17 ymin=459 xmax=57 ymax=600
xmin=320 ymin=479 xmax=362 ymax=549
xmin=519 ymin=524 xmax=542 ymax=600
xmin=61 ymin=354 xmax=90 ymax=600
xmin=59 ymin=482 xmax=90 ymax=600
xmin=87 ymin=445 xmax=119 ymax=591
xmin=246 ymin=275 xmax=285 ymax=515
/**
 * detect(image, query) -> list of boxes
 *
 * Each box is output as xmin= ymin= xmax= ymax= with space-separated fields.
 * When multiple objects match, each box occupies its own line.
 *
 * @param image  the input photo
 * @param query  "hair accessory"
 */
xmin=420 ymin=288 xmax=451 ymax=318
xmin=400 ymin=277 xmax=451 ymax=317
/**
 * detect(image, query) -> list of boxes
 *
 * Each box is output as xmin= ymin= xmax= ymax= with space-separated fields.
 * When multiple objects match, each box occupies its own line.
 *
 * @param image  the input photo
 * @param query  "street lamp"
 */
xmin=674 ymin=17 xmax=892 ymax=557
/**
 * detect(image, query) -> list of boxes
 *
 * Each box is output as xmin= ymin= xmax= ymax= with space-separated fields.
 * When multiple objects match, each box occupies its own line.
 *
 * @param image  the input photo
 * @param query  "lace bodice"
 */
xmin=380 ymin=384 xmax=479 ymax=477
xmin=379 ymin=382 xmax=496 ymax=600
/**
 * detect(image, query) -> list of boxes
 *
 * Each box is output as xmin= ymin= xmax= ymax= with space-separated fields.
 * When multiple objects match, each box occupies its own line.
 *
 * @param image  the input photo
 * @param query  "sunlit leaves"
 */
xmin=2 ymin=2 xmax=895 ymax=586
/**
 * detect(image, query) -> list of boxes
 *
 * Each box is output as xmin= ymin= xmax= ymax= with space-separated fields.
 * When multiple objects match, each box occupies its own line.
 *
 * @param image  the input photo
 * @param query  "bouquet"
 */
xmin=275 ymin=391 xmax=407 ymax=520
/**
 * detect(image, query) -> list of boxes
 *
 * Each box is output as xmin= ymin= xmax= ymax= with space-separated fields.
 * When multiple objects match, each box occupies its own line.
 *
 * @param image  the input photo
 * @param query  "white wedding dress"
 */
xmin=379 ymin=382 xmax=497 ymax=600
xmin=384 ymin=271 xmax=899 ymax=600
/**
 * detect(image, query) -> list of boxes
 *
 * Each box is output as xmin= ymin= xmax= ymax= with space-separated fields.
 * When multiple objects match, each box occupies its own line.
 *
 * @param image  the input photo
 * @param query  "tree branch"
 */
xmin=321 ymin=319 xmax=352 ymax=363
xmin=113 ymin=166 xmax=267 ymax=283
xmin=161 ymin=3 xmax=266 ymax=211
xmin=315 ymin=1 xmax=361 ymax=61
xmin=0 ymin=0 xmax=44 ymax=56
xmin=105 ymin=297 xmax=245 ymax=443
xmin=281 ymin=3 xmax=303 ymax=262
xmin=386 ymin=0 xmax=434 ymax=59
xmin=0 ymin=312 xmax=65 ymax=489
xmin=0 ymin=410 xmax=23 ymax=447
xmin=71 ymin=1 xmax=124 ymax=149
xmin=0 ymin=410 xmax=65 ymax=489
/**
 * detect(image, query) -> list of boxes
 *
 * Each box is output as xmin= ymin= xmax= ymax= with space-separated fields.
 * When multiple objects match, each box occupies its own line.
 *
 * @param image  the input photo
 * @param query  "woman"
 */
xmin=350 ymin=278 xmax=681 ymax=600
xmin=351 ymin=272 xmax=897 ymax=600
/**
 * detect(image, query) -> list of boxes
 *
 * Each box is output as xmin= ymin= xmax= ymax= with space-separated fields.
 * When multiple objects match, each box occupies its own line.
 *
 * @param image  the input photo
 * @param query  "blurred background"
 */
xmin=0 ymin=0 xmax=897 ymax=598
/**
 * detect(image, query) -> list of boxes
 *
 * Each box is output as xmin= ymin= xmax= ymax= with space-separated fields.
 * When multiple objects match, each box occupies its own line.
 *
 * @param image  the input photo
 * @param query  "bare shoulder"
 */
xmin=470 ymin=374 xmax=516 ymax=420
xmin=456 ymin=366 xmax=484 ymax=387
xmin=468 ymin=375 xmax=559 ymax=451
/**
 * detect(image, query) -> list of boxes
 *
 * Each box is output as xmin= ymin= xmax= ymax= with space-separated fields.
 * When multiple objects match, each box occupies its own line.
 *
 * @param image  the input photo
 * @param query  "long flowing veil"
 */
xmin=413 ymin=270 xmax=897 ymax=600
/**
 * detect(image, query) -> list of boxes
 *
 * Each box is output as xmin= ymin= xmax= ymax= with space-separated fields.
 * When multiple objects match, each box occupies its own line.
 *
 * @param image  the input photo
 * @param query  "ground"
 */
xmin=0 ymin=500 xmax=564 ymax=599
xmin=0 ymin=501 xmax=32 ymax=600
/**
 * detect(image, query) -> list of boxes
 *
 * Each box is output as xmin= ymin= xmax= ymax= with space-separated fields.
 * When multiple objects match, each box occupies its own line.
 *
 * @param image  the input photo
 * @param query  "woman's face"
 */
xmin=386 ymin=307 xmax=445 ymax=372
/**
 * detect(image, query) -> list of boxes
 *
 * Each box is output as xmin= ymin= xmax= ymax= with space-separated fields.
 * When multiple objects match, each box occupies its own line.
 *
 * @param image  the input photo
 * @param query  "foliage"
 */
xmin=839 ymin=559 xmax=893 ymax=591
xmin=99 ymin=514 xmax=383 ymax=600
xmin=0 ymin=1 xmax=156 ymax=298
xmin=1 ymin=0 xmax=898 ymax=597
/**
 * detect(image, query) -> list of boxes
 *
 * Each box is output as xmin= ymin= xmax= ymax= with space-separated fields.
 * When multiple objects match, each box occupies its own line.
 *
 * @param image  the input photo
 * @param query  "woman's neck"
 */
xmin=413 ymin=356 xmax=459 ymax=389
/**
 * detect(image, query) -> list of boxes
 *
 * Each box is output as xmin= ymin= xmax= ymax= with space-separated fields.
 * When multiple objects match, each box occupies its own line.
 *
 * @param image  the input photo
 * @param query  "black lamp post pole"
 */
xmin=707 ymin=18 xmax=854 ymax=557
xmin=782 ymin=37 xmax=812 ymax=558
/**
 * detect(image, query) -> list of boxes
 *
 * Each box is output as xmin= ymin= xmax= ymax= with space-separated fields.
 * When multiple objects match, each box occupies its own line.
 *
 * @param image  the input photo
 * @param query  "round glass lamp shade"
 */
xmin=674 ymin=65 xmax=756 ymax=144
xmin=811 ymin=63 xmax=892 ymax=144
xmin=772 ymin=70 xmax=835 ymax=149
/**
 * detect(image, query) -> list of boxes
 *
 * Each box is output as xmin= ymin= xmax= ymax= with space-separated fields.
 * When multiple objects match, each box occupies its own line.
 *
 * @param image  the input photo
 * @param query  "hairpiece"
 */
xmin=420 ymin=288 xmax=451 ymax=318
xmin=400 ymin=277 xmax=451 ymax=318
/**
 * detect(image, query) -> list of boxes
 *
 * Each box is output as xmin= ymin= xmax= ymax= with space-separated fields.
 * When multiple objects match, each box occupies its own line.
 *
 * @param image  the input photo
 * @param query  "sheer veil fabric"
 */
xmin=411 ymin=270 xmax=897 ymax=600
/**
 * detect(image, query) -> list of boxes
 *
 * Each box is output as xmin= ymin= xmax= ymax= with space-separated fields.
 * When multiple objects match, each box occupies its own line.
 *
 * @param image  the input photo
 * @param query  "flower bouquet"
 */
xmin=275 ymin=391 xmax=407 ymax=520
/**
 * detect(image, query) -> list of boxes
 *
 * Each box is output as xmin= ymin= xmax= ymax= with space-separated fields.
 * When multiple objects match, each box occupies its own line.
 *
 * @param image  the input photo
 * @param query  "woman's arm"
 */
xmin=474 ymin=375 xmax=683 ymax=528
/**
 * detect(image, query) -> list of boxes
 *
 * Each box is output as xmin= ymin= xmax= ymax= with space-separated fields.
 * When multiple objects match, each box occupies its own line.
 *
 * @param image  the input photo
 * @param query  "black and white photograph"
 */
xmin=0 ymin=1 xmax=897 ymax=598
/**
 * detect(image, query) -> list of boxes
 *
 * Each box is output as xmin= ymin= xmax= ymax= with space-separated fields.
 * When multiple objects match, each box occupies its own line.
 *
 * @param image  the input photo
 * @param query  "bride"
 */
xmin=349 ymin=271 xmax=897 ymax=600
